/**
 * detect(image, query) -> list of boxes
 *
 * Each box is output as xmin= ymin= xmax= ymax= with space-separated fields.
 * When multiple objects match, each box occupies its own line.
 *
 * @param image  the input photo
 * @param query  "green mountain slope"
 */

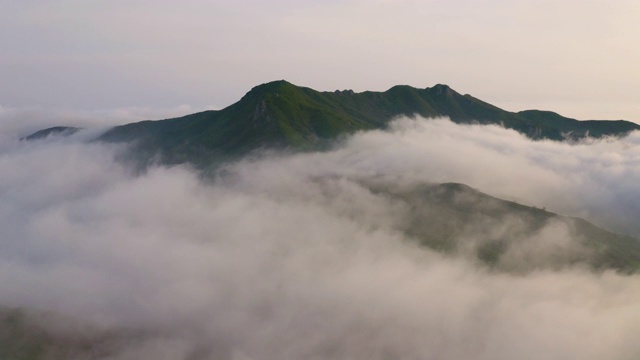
xmin=0 ymin=307 xmax=157 ymax=360
xmin=517 ymin=110 xmax=638 ymax=138
xmin=373 ymin=182 xmax=640 ymax=273
xmin=94 ymin=80 xmax=639 ymax=167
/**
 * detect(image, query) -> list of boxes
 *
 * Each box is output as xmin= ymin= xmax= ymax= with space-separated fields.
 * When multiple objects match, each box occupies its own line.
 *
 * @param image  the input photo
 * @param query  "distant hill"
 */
xmin=2 ymin=182 xmax=639 ymax=360
xmin=20 ymin=126 xmax=80 ymax=141
xmin=375 ymin=182 xmax=640 ymax=273
xmin=82 ymin=80 xmax=638 ymax=167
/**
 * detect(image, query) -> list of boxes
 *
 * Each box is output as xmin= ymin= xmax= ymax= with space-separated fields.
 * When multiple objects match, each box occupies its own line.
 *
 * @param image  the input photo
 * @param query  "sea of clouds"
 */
xmin=1 ymin=115 xmax=639 ymax=359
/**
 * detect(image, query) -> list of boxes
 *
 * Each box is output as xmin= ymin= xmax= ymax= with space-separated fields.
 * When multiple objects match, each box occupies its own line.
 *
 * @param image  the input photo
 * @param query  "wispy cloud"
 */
xmin=1 ymin=116 xmax=640 ymax=358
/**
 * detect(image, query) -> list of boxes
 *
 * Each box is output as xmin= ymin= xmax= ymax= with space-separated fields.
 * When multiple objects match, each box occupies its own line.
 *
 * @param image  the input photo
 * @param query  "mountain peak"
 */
xmin=429 ymin=84 xmax=458 ymax=97
xmin=77 ymin=79 xmax=640 ymax=169
xmin=245 ymin=80 xmax=297 ymax=96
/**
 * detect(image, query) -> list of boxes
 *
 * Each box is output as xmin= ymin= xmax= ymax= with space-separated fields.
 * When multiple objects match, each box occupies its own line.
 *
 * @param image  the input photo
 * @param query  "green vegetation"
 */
xmin=374 ymin=182 xmax=640 ymax=273
xmin=0 ymin=308 xmax=44 ymax=360
xmin=96 ymin=80 xmax=640 ymax=168
xmin=517 ymin=110 xmax=638 ymax=139
xmin=0 ymin=307 xmax=139 ymax=360
xmin=12 ymin=81 xmax=640 ymax=357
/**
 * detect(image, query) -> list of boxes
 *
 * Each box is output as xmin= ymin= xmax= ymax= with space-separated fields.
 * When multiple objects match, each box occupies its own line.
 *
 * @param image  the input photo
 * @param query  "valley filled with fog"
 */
xmin=2 ymin=117 xmax=640 ymax=359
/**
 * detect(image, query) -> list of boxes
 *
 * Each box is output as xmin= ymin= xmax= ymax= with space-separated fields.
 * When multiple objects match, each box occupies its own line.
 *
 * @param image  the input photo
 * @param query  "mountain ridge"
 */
xmin=66 ymin=80 xmax=635 ymax=167
xmin=385 ymin=182 xmax=640 ymax=273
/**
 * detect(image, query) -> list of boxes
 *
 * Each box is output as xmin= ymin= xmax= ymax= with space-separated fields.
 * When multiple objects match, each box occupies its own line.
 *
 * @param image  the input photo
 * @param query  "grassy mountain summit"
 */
xmin=94 ymin=80 xmax=639 ymax=167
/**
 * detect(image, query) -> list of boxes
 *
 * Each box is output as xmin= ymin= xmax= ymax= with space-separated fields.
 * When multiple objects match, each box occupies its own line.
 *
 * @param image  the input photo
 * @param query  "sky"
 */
xmin=2 ymin=0 xmax=640 ymax=123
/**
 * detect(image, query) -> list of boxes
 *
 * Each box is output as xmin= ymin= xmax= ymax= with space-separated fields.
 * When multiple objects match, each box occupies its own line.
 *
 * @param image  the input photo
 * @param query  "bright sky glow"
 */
xmin=2 ymin=0 xmax=639 ymax=121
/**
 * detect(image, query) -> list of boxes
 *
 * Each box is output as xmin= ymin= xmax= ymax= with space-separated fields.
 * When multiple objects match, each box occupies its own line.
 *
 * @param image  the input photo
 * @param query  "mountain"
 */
xmin=0 ymin=307 xmax=138 ymax=360
xmin=10 ymin=82 xmax=640 ymax=359
xmin=88 ymin=80 xmax=638 ymax=167
xmin=19 ymin=80 xmax=640 ymax=272
xmin=2 ymin=182 xmax=640 ymax=360
xmin=20 ymin=126 xmax=80 ymax=141
xmin=375 ymin=182 xmax=640 ymax=273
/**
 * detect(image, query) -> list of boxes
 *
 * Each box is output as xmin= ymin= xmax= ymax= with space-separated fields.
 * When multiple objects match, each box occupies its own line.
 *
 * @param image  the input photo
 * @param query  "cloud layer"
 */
xmin=307 ymin=117 xmax=640 ymax=237
xmin=1 ymin=117 xmax=640 ymax=359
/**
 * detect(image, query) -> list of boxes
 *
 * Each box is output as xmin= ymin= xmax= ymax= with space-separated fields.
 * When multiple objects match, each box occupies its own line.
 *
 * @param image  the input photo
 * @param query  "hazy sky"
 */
xmin=2 ymin=0 xmax=640 ymax=122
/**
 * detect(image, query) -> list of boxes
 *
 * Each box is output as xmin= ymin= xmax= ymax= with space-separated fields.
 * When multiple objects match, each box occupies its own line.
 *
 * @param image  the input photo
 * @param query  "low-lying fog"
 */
xmin=1 ymin=116 xmax=639 ymax=359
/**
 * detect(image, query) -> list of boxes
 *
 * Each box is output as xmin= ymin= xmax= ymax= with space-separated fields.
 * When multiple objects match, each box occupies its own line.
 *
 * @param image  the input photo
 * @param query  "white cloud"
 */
xmin=2 ymin=116 xmax=640 ymax=359
xmin=263 ymin=117 xmax=640 ymax=236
